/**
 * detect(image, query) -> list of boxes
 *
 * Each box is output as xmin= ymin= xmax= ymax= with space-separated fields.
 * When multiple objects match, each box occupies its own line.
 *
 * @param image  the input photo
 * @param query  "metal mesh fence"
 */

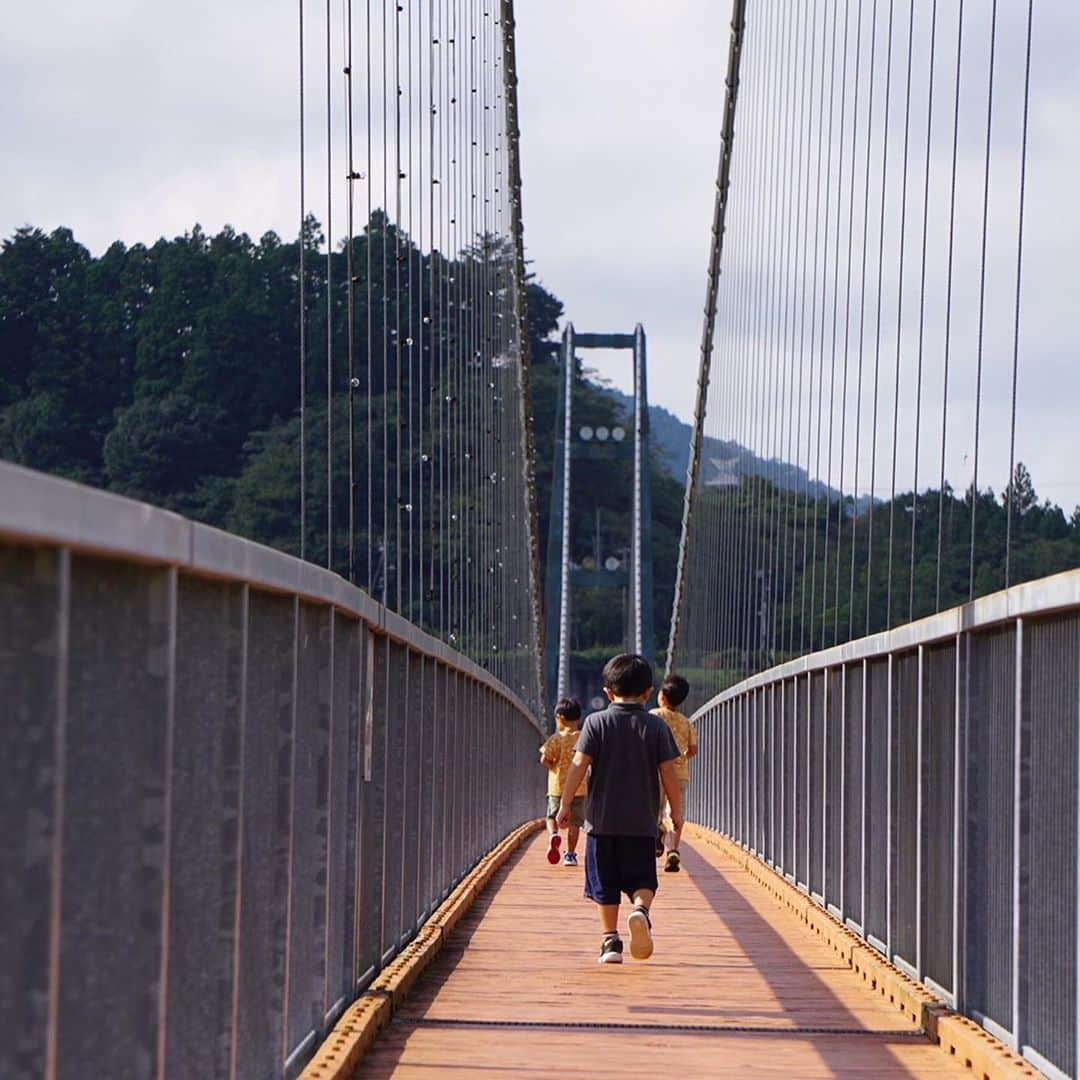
xmin=842 ymin=663 xmax=864 ymax=927
xmin=808 ymin=672 xmax=826 ymax=900
xmin=892 ymin=651 xmax=919 ymax=973
xmin=1023 ymin=614 xmax=1079 ymax=1076
xmin=965 ymin=625 xmax=1017 ymax=1036
xmin=825 ymin=668 xmax=844 ymax=911
xmin=1 ymin=514 xmax=542 ymax=1078
xmin=865 ymin=657 xmax=890 ymax=950
xmin=922 ymin=641 xmax=957 ymax=997
xmin=685 ymin=575 xmax=1080 ymax=1077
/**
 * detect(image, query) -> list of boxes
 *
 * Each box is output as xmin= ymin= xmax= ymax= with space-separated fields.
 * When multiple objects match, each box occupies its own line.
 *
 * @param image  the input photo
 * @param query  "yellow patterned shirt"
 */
xmin=540 ymin=728 xmax=588 ymax=798
xmin=651 ymin=707 xmax=696 ymax=784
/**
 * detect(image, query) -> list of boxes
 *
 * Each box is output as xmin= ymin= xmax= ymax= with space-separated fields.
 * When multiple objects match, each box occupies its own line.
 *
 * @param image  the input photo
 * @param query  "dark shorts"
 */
xmin=546 ymin=795 xmax=585 ymax=827
xmin=583 ymin=834 xmax=659 ymax=905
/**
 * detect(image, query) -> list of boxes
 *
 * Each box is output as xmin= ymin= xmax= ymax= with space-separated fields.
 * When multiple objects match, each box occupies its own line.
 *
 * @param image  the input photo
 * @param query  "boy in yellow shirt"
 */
xmin=539 ymin=698 xmax=587 ymax=866
xmin=651 ymin=674 xmax=697 ymax=873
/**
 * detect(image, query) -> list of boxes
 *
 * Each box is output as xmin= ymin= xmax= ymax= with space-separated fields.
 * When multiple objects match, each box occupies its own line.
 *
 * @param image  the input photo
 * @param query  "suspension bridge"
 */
xmin=2 ymin=1 xmax=1077 ymax=1077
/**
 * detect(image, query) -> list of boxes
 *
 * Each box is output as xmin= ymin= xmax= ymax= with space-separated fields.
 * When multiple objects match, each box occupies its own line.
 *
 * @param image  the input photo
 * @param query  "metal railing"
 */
xmin=0 ymin=461 xmax=543 ymax=1079
xmin=687 ymin=567 xmax=1080 ymax=1080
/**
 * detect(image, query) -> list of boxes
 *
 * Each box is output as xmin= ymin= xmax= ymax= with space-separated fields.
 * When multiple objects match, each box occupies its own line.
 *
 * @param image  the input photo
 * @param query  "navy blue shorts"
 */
xmin=583 ymin=834 xmax=659 ymax=905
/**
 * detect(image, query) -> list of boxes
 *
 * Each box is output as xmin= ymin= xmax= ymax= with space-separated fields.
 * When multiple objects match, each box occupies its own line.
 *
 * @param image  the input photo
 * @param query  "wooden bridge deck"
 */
xmin=356 ymin=830 xmax=971 ymax=1077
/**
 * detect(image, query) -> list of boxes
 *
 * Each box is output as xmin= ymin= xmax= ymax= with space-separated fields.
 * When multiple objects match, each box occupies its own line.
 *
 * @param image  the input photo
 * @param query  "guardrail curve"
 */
xmin=0 ymin=460 xmax=543 ymax=1078
xmin=687 ymin=567 xmax=1080 ymax=1080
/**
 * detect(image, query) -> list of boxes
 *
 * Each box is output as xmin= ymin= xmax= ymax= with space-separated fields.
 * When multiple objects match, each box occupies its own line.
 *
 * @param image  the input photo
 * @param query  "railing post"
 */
xmin=155 ymin=567 xmax=179 ymax=1080
xmin=804 ymin=674 xmax=811 ymax=890
xmin=1013 ymin=619 xmax=1024 ymax=1052
xmin=861 ymin=657 xmax=868 ymax=934
xmin=916 ymin=645 xmax=924 ymax=982
xmin=838 ymin=664 xmax=847 ymax=920
xmin=953 ymin=631 xmax=964 ymax=1012
xmin=887 ymin=651 xmax=894 ymax=964
xmin=44 ymin=548 xmax=70 ymax=1080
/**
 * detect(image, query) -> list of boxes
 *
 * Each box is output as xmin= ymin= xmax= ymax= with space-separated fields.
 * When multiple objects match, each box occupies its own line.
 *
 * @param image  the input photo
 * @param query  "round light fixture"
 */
xmin=596 ymin=426 xmax=610 ymax=441
xmin=579 ymin=425 xmax=594 ymax=441
xmin=604 ymin=556 xmax=621 ymax=572
xmin=612 ymin=426 xmax=627 ymax=442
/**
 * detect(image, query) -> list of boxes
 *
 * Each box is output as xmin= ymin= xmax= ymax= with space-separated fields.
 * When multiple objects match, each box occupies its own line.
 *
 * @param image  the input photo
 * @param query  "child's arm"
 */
xmin=660 ymin=759 xmax=683 ymax=829
xmin=539 ymin=736 xmax=558 ymax=768
xmin=556 ymin=751 xmax=592 ymax=827
xmin=686 ymin=724 xmax=699 ymax=759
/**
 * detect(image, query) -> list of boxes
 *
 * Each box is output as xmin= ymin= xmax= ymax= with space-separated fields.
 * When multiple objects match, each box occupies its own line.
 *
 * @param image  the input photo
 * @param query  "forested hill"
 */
xmin=0 ymin=219 xmax=688 ymax=655
xmin=3 ymin=221 xmax=1078 ymax=666
xmin=601 ymin=386 xmax=849 ymax=503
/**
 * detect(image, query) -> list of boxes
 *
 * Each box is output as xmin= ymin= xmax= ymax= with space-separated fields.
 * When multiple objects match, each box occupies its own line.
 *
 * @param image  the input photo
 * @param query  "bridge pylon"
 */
xmin=543 ymin=323 xmax=654 ymax=712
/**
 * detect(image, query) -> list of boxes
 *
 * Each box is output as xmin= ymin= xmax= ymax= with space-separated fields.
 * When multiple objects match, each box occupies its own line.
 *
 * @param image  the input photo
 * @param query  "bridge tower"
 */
xmin=544 ymin=323 xmax=654 ymax=708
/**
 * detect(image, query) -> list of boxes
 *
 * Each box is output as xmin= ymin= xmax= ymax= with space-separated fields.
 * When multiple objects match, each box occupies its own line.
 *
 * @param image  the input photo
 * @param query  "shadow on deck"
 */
xmin=354 ymin=830 xmax=971 ymax=1077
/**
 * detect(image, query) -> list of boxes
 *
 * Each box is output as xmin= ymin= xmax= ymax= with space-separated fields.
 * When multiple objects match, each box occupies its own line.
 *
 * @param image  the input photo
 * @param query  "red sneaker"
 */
xmin=546 ymin=833 xmax=562 ymax=864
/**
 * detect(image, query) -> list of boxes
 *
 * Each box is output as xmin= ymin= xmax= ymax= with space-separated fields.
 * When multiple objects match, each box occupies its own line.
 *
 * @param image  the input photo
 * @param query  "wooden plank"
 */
xmin=357 ymin=835 xmax=973 ymax=1077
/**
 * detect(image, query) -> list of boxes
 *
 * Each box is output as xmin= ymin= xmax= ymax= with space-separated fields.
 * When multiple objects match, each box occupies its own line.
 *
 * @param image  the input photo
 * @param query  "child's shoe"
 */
xmin=546 ymin=833 xmax=562 ymax=864
xmin=664 ymin=850 xmax=681 ymax=873
xmin=562 ymin=850 xmax=578 ymax=867
xmin=598 ymin=935 xmax=624 ymax=964
xmin=627 ymin=905 xmax=654 ymax=960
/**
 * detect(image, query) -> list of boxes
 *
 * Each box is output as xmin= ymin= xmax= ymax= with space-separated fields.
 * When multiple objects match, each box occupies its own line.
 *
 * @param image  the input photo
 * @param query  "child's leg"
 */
xmin=598 ymin=903 xmax=619 ymax=934
xmin=663 ymin=781 xmax=689 ymax=854
xmin=544 ymin=797 xmax=562 ymax=863
xmin=627 ymin=888 xmax=655 ymax=959
xmin=567 ymin=823 xmax=580 ymax=853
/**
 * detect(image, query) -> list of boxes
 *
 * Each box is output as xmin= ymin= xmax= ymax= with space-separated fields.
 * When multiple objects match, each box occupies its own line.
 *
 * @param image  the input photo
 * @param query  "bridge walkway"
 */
xmin=356 ymin=829 xmax=968 ymax=1077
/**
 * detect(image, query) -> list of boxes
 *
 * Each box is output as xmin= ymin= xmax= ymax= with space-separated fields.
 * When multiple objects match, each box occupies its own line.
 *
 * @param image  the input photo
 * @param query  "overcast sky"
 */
xmin=3 ymin=1 xmax=1077 ymax=507
xmin=2 ymin=1 xmax=728 ymax=420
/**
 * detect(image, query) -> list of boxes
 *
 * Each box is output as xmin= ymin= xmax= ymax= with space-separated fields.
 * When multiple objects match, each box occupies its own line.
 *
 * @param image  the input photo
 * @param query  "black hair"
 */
xmin=554 ymin=697 xmax=582 ymax=723
xmin=660 ymin=674 xmax=690 ymax=708
xmin=601 ymin=653 xmax=653 ymax=698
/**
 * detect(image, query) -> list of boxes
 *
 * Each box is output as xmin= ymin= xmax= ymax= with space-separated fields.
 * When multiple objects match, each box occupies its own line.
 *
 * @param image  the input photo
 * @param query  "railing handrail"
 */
xmin=0 ymin=459 xmax=541 ymax=732
xmin=691 ymin=566 xmax=1080 ymax=721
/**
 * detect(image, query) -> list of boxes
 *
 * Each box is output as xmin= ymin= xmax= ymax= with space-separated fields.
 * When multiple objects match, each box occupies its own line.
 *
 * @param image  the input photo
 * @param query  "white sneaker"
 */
xmin=563 ymin=851 xmax=578 ymax=867
xmin=627 ymin=906 xmax=654 ymax=960
xmin=598 ymin=936 xmax=624 ymax=964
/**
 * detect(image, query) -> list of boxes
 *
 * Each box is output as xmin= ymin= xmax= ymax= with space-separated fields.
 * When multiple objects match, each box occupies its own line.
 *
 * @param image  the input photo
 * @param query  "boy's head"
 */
xmin=554 ymin=697 xmax=582 ymax=729
xmin=602 ymin=653 xmax=653 ymax=702
xmin=659 ymin=674 xmax=690 ymax=710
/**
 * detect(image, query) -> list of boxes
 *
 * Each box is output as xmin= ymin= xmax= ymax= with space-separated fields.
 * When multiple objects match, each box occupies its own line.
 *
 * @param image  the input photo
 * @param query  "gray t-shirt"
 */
xmin=577 ymin=702 xmax=680 ymax=837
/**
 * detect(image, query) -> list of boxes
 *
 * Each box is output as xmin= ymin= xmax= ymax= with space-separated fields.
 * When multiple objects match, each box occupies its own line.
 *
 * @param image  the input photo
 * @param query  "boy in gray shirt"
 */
xmin=557 ymin=654 xmax=682 ymax=964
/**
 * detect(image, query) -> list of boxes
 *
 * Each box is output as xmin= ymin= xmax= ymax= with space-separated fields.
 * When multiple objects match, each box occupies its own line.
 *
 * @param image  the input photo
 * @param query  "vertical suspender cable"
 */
xmin=380 ymin=0 xmax=390 ymax=605
xmin=394 ymin=0 xmax=405 ymax=611
xmin=866 ymin=0 xmax=896 ymax=636
xmin=936 ymin=0 xmax=964 ymax=613
xmin=1004 ymin=1 xmax=1034 ymax=589
xmin=819 ymin=0 xmax=849 ymax=648
xmin=299 ymin=0 xmax=308 ymax=562
xmin=886 ymin=0 xmax=916 ymax=629
xmin=849 ymin=0 xmax=881 ymax=641
xmin=326 ymin=0 xmax=334 ymax=571
xmin=345 ymin=0 xmax=357 ymax=582
xmin=968 ymin=1 xmax=998 ymax=601
xmin=836 ymin=0 xmax=866 ymax=644
xmin=365 ymin=0 xmax=374 ymax=593
xmin=909 ymin=0 xmax=940 ymax=622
